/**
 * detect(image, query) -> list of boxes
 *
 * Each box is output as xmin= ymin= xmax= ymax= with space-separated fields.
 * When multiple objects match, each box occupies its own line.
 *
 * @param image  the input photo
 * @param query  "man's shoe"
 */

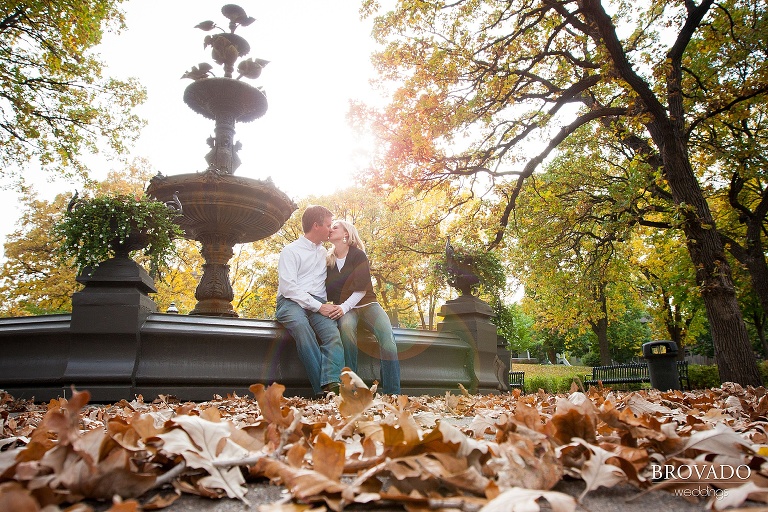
xmin=322 ymin=382 xmax=340 ymax=396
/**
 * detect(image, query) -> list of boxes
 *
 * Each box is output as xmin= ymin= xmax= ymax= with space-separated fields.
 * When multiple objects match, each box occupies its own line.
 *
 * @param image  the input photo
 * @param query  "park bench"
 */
xmin=584 ymin=361 xmax=689 ymax=390
xmin=508 ymin=371 xmax=525 ymax=393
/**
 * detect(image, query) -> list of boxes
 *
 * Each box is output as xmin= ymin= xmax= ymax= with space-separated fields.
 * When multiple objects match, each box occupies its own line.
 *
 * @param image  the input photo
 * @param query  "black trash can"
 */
xmin=642 ymin=340 xmax=680 ymax=391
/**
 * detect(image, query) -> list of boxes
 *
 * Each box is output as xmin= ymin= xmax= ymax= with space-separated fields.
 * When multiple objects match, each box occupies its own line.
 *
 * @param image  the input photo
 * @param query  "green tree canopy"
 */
xmin=0 ymin=1 xmax=145 ymax=183
xmin=357 ymin=0 xmax=767 ymax=385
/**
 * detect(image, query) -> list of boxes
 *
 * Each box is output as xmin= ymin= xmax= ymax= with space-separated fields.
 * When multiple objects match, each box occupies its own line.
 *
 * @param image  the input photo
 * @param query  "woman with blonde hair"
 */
xmin=325 ymin=220 xmax=401 ymax=394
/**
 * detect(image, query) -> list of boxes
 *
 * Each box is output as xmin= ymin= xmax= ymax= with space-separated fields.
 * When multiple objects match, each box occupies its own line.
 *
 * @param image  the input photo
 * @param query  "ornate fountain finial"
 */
xmin=181 ymin=4 xmax=269 ymax=175
xmin=186 ymin=4 xmax=265 ymax=80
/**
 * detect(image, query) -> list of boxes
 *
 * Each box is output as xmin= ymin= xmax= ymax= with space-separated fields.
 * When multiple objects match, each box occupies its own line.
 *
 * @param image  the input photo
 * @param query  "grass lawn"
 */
xmin=511 ymin=363 xmax=595 ymax=393
xmin=513 ymin=363 xmax=592 ymax=379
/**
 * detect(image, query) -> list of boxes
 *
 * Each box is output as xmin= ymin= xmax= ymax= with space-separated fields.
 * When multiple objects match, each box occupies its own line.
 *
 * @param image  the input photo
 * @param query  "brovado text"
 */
xmin=651 ymin=464 xmax=751 ymax=481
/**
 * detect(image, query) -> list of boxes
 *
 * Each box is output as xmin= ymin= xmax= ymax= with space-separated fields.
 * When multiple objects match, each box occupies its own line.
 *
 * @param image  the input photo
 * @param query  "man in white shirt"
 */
xmin=276 ymin=205 xmax=344 ymax=396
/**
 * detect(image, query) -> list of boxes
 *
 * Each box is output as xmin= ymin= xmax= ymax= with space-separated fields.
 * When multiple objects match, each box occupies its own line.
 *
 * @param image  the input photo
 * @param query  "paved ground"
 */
xmin=92 ymin=478 xmax=765 ymax=511
xmin=75 ymin=400 xmax=768 ymax=511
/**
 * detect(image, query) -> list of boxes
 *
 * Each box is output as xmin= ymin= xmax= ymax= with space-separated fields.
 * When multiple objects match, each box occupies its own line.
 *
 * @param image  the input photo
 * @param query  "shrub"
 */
xmin=760 ymin=361 xmax=768 ymax=386
xmin=687 ymin=364 xmax=721 ymax=390
xmin=526 ymin=375 xmax=584 ymax=394
xmin=581 ymin=352 xmax=601 ymax=367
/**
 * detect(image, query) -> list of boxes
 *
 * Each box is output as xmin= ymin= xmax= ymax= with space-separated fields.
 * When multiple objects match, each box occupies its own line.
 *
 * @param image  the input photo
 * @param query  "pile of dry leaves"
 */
xmin=3 ymin=370 xmax=768 ymax=512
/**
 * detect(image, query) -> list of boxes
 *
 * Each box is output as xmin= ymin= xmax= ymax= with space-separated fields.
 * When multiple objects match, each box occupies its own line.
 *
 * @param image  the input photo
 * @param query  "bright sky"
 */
xmin=0 ymin=0 xmax=380 ymax=254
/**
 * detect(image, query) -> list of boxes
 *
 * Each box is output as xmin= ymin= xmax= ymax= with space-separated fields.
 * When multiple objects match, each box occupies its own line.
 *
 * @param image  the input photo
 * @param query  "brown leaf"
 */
xmin=47 ymin=434 xmax=156 ymax=500
xmin=552 ymin=397 xmax=597 ymax=445
xmin=229 ymin=422 xmax=267 ymax=453
xmin=490 ymin=426 xmax=562 ymax=490
xmin=339 ymin=369 xmax=373 ymax=418
xmin=704 ymin=481 xmax=768 ymax=509
xmin=426 ymin=452 xmax=490 ymax=495
xmin=254 ymin=457 xmax=346 ymax=499
xmin=287 ymin=441 xmax=308 ymax=468
xmin=598 ymin=400 xmax=668 ymax=441
xmin=105 ymin=496 xmax=142 ymax=511
xmin=0 ymin=482 xmax=40 ymax=512
xmin=480 ymin=487 xmax=576 ymax=512
xmin=380 ymin=409 xmax=421 ymax=451
xmin=312 ymin=432 xmax=345 ymax=481
xmin=158 ymin=415 xmax=250 ymax=502
xmin=15 ymin=390 xmax=91 ymax=465
xmin=597 ymin=442 xmax=649 ymax=481
xmin=422 ymin=420 xmax=490 ymax=461
xmin=674 ymin=422 xmax=754 ymax=457
xmin=570 ymin=439 xmax=627 ymax=501
xmin=250 ymin=383 xmax=295 ymax=428
xmin=140 ymin=489 xmax=181 ymax=510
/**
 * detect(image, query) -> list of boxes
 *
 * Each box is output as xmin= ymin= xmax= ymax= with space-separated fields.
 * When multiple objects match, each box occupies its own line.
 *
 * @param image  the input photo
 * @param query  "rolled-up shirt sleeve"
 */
xmin=340 ymin=291 xmax=366 ymax=314
xmin=278 ymin=249 xmax=323 ymax=311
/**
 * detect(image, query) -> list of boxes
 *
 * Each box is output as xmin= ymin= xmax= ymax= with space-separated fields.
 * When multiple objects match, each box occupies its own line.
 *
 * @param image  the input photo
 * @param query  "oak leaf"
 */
xmin=254 ymin=457 xmax=346 ymax=499
xmin=250 ymin=383 xmax=295 ymax=428
xmin=674 ymin=422 xmax=754 ymax=457
xmin=479 ymin=487 xmax=576 ymax=512
xmin=552 ymin=397 xmax=597 ymax=445
xmin=708 ymin=481 xmax=768 ymax=510
xmin=569 ymin=438 xmax=627 ymax=501
xmin=312 ymin=432 xmax=345 ymax=481
xmin=158 ymin=415 xmax=250 ymax=502
xmin=490 ymin=426 xmax=562 ymax=490
xmin=339 ymin=368 xmax=373 ymax=418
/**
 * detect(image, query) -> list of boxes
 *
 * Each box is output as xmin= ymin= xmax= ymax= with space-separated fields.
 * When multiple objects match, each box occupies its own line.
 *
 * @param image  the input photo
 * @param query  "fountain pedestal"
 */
xmin=71 ymin=257 xmax=157 ymax=332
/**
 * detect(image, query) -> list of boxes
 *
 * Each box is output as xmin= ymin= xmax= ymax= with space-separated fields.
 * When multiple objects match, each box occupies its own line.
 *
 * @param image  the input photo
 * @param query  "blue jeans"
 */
xmin=338 ymin=302 xmax=401 ymax=394
xmin=276 ymin=295 xmax=344 ymax=395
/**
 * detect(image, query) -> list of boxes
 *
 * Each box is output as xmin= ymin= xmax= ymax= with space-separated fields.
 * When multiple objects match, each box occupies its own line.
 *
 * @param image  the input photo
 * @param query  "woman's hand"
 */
xmin=330 ymin=304 xmax=344 ymax=319
xmin=319 ymin=303 xmax=344 ymax=320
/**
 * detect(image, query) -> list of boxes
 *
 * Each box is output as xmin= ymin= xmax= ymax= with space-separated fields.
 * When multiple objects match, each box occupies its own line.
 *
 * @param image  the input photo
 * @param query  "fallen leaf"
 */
xmin=570 ymin=438 xmax=627 ymax=501
xmin=552 ymin=397 xmax=597 ymax=445
xmin=710 ymin=481 xmax=768 ymax=510
xmin=479 ymin=486 xmax=576 ymax=512
xmin=339 ymin=369 xmax=373 ymax=418
xmin=250 ymin=383 xmax=295 ymax=428
xmin=312 ymin=432 xmax=345 ymax=481
xmin=158 ymin=415 xmax=250 ymax=502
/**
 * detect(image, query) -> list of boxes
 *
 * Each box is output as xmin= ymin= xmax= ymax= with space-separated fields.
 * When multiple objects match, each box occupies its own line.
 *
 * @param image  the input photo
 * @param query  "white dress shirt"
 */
xmin=277 ymin=235 xmax=328 ymax=311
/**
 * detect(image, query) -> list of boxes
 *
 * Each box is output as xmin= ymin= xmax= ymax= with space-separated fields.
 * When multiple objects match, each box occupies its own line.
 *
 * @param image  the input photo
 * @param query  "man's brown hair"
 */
xmin=301 ymin=205 xmax=333 ymax=233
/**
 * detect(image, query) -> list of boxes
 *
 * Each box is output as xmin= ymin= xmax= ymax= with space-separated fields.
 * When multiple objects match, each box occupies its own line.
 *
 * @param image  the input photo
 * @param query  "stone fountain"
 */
xmin=0 ymin=4 xmax=506 ymax=402
xmin=147 ymin=4 xmax=297 ymax=317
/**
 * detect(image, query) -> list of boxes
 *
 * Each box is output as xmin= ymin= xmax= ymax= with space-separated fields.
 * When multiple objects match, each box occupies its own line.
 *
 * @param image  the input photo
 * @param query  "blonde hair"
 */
xmin=327 ymin=220 xmax=365 ymax=266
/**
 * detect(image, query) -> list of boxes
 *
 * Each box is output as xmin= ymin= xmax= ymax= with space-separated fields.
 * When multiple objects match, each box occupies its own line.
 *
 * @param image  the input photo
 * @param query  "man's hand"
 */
xmin=319 ymin=303 xmax=344 ymax=320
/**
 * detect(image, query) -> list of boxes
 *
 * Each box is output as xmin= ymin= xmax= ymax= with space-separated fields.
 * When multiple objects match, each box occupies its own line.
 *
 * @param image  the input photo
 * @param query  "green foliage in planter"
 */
xmin=434 ymin=243 xmax=506 ymax=298
xmin=55 ymin=193 xmax=183 ymax=275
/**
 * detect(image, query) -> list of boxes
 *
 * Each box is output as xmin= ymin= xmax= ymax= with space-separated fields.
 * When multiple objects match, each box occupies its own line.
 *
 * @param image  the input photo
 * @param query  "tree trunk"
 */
xmin=659 ymin=140 xmax=761 ymax=385
xmin=742 ymin=241 xmax=768 ymax=322
xmin=751 ymin=311 xmax=768 ymax=358
xmin=665 ymin=304 xmax=687 ymax=352
xmin=581 ymin=0 xmax=761 ymax=386
xmin=592 ymin=284 xmax=611 ymax=365
xmin=723 ymin=174 xmax=768 ymax=322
